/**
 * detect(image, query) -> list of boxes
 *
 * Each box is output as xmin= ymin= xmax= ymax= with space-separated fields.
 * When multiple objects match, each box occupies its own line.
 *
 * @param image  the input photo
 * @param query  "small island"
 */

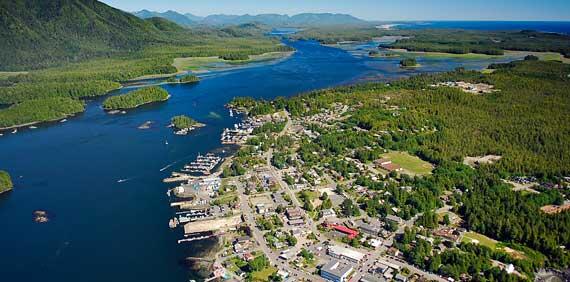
xmin=0 ymin=170 xmax=13 ymax=194
xmin=170 ymin=115 xmax=205 ymax=135
xmin=166 ymin=74 xmax=200 ymax=84
xmin=399 ymin=57 xmax=419 ymax=68
xmin=102 ymin=86 xmax=170 ymax=111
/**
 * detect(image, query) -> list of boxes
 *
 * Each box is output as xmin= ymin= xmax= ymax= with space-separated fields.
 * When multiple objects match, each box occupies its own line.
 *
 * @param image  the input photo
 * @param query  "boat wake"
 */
xmin=160 ymin=161 xmax=178 ymax=172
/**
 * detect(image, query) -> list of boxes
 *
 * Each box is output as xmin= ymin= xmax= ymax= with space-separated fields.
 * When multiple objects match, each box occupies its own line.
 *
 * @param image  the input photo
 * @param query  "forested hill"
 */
xmin=0 ymin=0 xmax=185 ymax=70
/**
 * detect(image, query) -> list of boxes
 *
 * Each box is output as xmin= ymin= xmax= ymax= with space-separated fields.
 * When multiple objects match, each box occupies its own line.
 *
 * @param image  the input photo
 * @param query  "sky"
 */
xmin=101 ymin=0 xmax=570 ymax=21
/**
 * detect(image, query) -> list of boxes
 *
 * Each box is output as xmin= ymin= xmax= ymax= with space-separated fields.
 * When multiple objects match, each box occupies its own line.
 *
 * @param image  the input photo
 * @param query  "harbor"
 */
xmin=181 ymin=153 xmax=222 ymax=175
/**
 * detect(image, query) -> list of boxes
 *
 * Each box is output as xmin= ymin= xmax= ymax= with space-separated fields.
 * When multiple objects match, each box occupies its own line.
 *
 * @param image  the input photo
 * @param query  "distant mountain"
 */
xmin=0 ymin=0 xmax=184 ymax=70
xmin=184 ymin=13 xmax=204 ymax=22
xmin=132 ymin=11 xmax=368 ymax=27
xmin=289 ymin=13 xmax=366 ymax=26
xmin=133 ymin=9 xmax=196 ymax=27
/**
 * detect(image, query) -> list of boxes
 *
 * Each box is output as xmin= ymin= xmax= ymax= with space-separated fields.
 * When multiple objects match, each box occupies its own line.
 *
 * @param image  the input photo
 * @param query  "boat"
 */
xmin=229 ymin=109 xmax=234 ymax=117
xmin=11 ymin=129 xmax=17 ymax=134
xmin=181 ymin=153 xmax=222 ymax=175
xmin=60 ymin=119 xmax=67 ymax=123
xmin=117 ymin=179 xmax=129 ymax=183
xmin=29 ymin=126 xmax=37 ymax=129
xmin=165 ymin=140 xmax=169 ymax=145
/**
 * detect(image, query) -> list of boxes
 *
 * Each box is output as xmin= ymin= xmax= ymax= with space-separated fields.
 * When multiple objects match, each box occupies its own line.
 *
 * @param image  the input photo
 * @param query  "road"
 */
xmin=235 ymin=178 xmax=324 ymax=281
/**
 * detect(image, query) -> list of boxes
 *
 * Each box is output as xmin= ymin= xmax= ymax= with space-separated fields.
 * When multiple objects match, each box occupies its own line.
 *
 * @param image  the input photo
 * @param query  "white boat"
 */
xmin=165 ymin=140 xmax=169 ymax=145
xmin=229 ymin=109 xmax=234 ymax=117
xmin=11 ymin=129 xmax=17 ymax=134
xmin=29 ymin=126 xmax=37 ymax=129
xmin=60 ymin=119 xmax=67 ymax=123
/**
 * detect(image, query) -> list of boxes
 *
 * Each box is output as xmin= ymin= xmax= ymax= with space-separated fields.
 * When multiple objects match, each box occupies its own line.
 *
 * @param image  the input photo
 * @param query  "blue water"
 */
xmin=391 ymin=21 xmax=570 ymax=34
xmin=0 ymin=39 xmax=529 ymax=281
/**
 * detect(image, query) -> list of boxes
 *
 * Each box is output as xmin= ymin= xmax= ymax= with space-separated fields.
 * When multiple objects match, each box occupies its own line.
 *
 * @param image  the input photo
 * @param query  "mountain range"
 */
xmin=132 ymin=10 xmax=368 ymax=27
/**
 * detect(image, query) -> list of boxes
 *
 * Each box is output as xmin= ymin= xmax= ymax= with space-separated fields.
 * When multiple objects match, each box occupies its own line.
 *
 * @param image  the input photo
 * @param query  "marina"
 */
xmin=182 ymin=153 xmax=222 ymax=175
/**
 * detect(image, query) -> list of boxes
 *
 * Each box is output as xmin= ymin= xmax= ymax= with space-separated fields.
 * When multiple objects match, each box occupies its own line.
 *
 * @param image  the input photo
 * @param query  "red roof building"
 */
xmin=328 ymin=224 xmax=359 ymax=239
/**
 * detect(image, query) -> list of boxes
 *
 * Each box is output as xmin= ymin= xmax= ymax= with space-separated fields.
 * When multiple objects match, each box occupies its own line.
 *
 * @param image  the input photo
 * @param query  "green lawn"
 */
xmin=462 ymin=231 xmax=498 ymax=249
xmin=383 ymin=151 xmax=434 ymax=175
xmin=251 ymin=267 xmax=277 ymax=281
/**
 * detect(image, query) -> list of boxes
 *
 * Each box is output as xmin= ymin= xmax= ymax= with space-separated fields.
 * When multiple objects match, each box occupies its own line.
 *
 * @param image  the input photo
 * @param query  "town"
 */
xmin=160 ymin=96 xmax=568 ymax=282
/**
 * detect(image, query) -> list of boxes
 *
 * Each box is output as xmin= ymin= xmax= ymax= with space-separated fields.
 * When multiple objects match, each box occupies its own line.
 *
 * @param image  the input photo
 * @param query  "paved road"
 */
xmin=236 ymin=180 xmax=323 ymax=281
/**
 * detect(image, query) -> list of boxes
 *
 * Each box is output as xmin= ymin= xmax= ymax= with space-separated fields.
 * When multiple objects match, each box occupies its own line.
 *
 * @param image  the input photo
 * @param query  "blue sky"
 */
xmin=101 ymin=0 xmax=570 ymax=21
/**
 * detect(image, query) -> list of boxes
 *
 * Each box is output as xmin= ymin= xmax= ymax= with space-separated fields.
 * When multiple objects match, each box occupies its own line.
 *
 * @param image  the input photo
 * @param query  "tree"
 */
xmin=247 ymin=255 xmax=269 ymax=272
xmin=443 ymin=214 xmax=451 ymax=225
xmin=341 ymin=199 xmax=360 ymax=217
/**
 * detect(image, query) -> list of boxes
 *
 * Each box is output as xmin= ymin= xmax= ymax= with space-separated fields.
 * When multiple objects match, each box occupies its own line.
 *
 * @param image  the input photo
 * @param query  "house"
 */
xmin=321 ymin=208 xmax=336 ymax=218
xmin=328 ymin=245 xmax=365 ymax=263
xmin=289 ymin=218 xmax=305 ymax=226
xmin=243 ymin=252 xmax=255 ymax=261
xmin=380 ymin=162 xmax=402 ymax=172
xmin=256 ymin=204 xmax=268 ymax=214
xmin=375 ymin=158 xmax=392 ymax=166
xmin=394 ymin=274 xmax=408 ymax=282
xmin=320 ymin=260 xmax=354 ymax=282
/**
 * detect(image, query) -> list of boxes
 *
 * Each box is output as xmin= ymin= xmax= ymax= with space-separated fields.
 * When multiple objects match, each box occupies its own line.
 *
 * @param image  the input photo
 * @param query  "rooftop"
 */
xmin=322 ymin=260 xmax=354 ymax=278
xmin=328 ymin=245 xmax=365 ymax=262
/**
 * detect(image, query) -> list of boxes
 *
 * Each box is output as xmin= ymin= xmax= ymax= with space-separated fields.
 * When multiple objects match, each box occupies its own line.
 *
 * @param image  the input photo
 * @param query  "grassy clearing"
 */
xmin=389 ymin=49 xmax=503 ymax=60
xmin=505 ymin=51 xmax=570 ymax=63
xmin=383 ymin=151 xmax=434 ymax=175
xmin=462 ymin=231 xmax=499 ymax=249
xmin=0 ymin=71 xmax=28 ymax=79
xmin=172 ymin=51 xmax=293 ymax=72
xmin=251 ymin=267 xmax=277 ymax=281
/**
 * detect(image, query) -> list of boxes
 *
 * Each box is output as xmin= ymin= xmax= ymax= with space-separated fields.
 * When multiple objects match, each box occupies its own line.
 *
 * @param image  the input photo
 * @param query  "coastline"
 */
xmin=0 ymin=112 xmax=80 ymax=131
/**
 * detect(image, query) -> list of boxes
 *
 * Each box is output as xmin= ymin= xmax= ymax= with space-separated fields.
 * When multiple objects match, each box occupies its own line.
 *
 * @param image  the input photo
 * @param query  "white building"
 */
xmin=321 ymin=260 xmax=354 ymax=282
xmin=328 ymin=245 xmax=365 ymax=263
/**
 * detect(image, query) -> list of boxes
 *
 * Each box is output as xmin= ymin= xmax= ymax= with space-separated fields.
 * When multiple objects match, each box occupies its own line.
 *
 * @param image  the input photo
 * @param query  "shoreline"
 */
xmin=172 ymin=51 xmax=295 ymax=73
xmin=0 ymin=112 xmax=79 ymax=131
xmin=103 ymin=95 xmax=171 ymax=112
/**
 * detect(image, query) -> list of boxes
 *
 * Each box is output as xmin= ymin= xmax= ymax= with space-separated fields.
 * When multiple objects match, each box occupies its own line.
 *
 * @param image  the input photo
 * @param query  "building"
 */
xmin=394 ymin=274 xmax=408 ymax=282
xmin=380 ymin=162 xmax=402 ymax=172
xmin=360 ymin=275 xmax=388 ymax=282
xmin=329 ymin=224 xmax=359 ymax=239
xmin=273 ymin=193 xmax=289 ymax=206
xmin=321 ymin=208 xmax=336 ymax=218
xmin=328 ymin=245 xmax=365 ymax=263
xmin=320 ymin=260 xmax=354 ymax=282
xmin=288 ymin=218 xmax=305 ymax=226
xmin=375 ymin=158 xmax=392 ymax=166
xmin=286 ymin=207 xmax=303 ymax=220
xmin=385 ymin=215 xmax=403 ymax=225
xmin=358 ymin=221 xmax=381 ymax=236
